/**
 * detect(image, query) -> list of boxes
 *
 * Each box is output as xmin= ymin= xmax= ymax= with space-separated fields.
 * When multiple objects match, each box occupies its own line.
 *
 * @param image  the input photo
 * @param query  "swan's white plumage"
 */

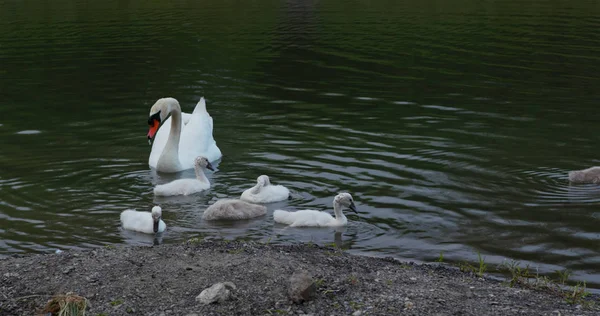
xmin=154 ymin=156 xmax=213 ymax=196
xmin=273 ymin=193 xmax=357 ymax=227
xmin=120 ymin=206 xmax=166 ymax=234
xmin=240 ymin=175 xmax=290 ymax=203
xmin=153 ymin=179 xmax=209 ymax=196
xmin=568 ymin=166 xmax=600 ymax=184
xmin=148 ymin=97 xmax=222 ymax=172
xmin=202 ymin=199 xmax=267 ymax=221
xmin=273 ymin=209 xmax=341 ymax=227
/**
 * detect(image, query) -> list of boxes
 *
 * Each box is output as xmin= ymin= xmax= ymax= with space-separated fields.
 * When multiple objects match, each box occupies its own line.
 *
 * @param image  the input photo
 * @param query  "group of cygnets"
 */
xmin=120 ymin=97 xmax=358 ymax=235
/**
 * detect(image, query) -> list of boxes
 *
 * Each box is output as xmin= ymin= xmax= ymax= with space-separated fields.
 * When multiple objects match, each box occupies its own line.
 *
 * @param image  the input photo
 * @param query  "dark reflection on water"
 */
xmin=1 ymin=0 xmax=599 ymax=290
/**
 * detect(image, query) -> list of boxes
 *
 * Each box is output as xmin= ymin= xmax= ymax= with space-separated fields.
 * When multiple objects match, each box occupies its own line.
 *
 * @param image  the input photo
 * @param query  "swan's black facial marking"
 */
xmin=148 ymin=111 xmax=161 ymax=126
xmin=147 ymin=111 xmax=162 ymax=144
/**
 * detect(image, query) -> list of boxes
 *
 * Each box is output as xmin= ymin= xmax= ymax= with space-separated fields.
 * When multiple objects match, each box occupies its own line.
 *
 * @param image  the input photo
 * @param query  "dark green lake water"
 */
xmin=1 ymin=0 xmax=599 ymax=289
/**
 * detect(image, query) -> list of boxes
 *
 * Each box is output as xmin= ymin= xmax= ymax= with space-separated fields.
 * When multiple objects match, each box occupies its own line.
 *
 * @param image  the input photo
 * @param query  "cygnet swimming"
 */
xmin=202 ymin=199 xmax=267 ymax=221
xmin=273 ymin=193 xmax=357 ymax=227
xmin=240 ymin=175 xmax=290 ymax=203
xmin=568 ymin=166 xmax=600 ymax=184
xmin=154 ymin=156 xmax=214 ymax=196
xmin=120 ymin=206 xmax=166 ymax=234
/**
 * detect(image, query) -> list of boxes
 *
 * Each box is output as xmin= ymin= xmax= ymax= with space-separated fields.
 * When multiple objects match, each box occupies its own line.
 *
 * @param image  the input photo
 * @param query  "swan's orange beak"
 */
xmin=147 ymin=119 xmax=160 ymax=145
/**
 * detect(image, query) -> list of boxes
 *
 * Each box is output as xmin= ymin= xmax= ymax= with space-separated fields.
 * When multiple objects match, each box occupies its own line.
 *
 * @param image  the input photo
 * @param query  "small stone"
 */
xmin=62 ymin=266 xmax=74 ymax=274
xmin=352 ymin=311 xmax=363 ymax=316
xmin=409 ymin=277 xmax=417 ymax=281
xmin=186 ymin=314 xmax=199 ymax=316
xmin=404 ymin=301 xmax=414 ymax=309
xmin=196 ymin=282 xmax=236 ymax=305
xmin=288 ymin=270 xmax=316 ymax=304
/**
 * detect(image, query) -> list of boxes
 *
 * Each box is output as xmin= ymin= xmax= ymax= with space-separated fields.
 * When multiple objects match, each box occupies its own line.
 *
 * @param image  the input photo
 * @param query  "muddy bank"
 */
xmin=0 ymin=240 xmax=597 ymax=315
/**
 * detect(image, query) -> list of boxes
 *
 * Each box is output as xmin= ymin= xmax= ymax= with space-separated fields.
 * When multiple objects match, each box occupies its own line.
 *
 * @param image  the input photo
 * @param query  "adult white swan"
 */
xmin=147 ymin=97 xmax=222 ymax=173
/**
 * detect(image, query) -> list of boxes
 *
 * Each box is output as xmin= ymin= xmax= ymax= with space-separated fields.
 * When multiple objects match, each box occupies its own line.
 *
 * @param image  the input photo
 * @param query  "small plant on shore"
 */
xmin=227 ymin=248 xmax=244 ymax=254
xmin=264 ymin=236 xmax=273 ymax=245
xmin=500 ymin=260 xmax=534 ymax=287
xmin=458 ymin=261 xmax=476 ymax=274
xmin=349 ymin=301 xmax=364 ymax=311
xmin=41 ymin=292 xmax=87 ymax=316
xmin=435 ymin=251 xmax=444 ymax=263
xmin=477 ymin=252 xmax=487 ymax=277
xmin=265 ymin=308 xmax=289 ymax=315
xmin=314 ymin=278 xmax=325 ymax=289
xmin=110 ymin=299 xmax=124 ymax=306
xmin=325 ymin=242 xmax=338 ymax=249
xmin=564 ymin=281 xmax=590 ymax=305
xmin=187 ymin=237 xmax=203 ymax=244
xmin=348 ymin=275 xmax=358 ymax=285
xmin=555 ymin=269 xmax=571 ymax=285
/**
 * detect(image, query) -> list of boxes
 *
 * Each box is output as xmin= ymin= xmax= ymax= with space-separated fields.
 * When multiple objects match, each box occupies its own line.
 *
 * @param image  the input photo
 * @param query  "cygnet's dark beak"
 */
xmin=153 ymin=217 xmax=160 ymax=233
xmin=349 ymin=201 xmax=358 ymax=213
xmin=206 ymin=161 xmax=215 ymax=171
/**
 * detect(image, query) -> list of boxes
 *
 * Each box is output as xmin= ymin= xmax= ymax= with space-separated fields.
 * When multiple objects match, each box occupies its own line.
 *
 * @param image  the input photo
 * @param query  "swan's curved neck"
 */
xmin=158 ymin=100 xmax=182 ymax=170
xmin=250 ymin=182 xmax=262 ymax=194
xmin=333 ymin=202 xmax=347 ymax=221
xmin=194 ymin=166 xmax=210 ymax=184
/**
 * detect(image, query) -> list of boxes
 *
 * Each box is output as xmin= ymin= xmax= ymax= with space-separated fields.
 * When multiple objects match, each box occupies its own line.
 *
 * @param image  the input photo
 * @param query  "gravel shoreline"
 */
xmin=1 ymin=240 xmax=598 ymax=315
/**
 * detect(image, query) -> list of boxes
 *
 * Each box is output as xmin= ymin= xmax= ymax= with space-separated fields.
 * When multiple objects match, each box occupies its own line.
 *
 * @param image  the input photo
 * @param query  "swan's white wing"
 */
xmin=274 ymin=209 xmax=333 ymax=227
xmin=179 ymin=97 xmax=222 ymax=168
xmin=243 ymin=185 xmax=290 ymax=203
xmin=148 ymin=112 xmax=192 ymax=168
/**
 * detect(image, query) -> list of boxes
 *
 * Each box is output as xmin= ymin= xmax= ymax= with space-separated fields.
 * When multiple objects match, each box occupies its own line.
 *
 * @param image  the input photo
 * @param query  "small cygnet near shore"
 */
xmin=120 ymin=206 xmax=166 ymax=234
xmin=568 ymin=166 xmax=600 ymax=184
xmin=273 ymin=193 xmax=358 ymax=227
xmin=202 ymin=199 xmax=267 ymax=221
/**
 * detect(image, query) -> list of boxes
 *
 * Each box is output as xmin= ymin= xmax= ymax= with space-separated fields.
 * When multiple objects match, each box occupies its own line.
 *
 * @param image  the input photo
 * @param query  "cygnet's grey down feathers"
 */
xmin=202 ymin=199 xmax=267 ymax=221
xmin=568 ymin=166 xmax=600 ymax=184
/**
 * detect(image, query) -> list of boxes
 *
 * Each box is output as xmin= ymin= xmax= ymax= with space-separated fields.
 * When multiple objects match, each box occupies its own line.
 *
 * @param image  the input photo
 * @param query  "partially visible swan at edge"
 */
xmin=273 ymin=193 xmax=358 ymax=227
xmin=154 ymin=156 xmax=214 ymax=196
xmin=240 ymin=175 xmax=290 ymax=203
xmin=147 ymin=97 xmax=222 ymax=173
xmin=568 ymin=166 xmax=600 ymax=184
xmin=120 ymin=206 xmax=166 ymax=234
xmin=202 ymin=199 xmax=267 ymax=221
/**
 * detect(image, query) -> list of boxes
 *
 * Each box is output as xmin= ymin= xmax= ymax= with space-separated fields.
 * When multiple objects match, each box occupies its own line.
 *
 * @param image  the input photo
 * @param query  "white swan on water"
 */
xmin=273 ymin=193 xmax=358 ymax=227
xmin=154 ymin=156 xmax=214 ymax=196
xmin=147 ymin=97 xmax=221 ymax=173
xmin=202 ymin=199 xmax=267 ymax=221
xmin=120 ymin=206 xmax=166 ymax=234
xmin=240 ymin=175 xmax=290 ymax=203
